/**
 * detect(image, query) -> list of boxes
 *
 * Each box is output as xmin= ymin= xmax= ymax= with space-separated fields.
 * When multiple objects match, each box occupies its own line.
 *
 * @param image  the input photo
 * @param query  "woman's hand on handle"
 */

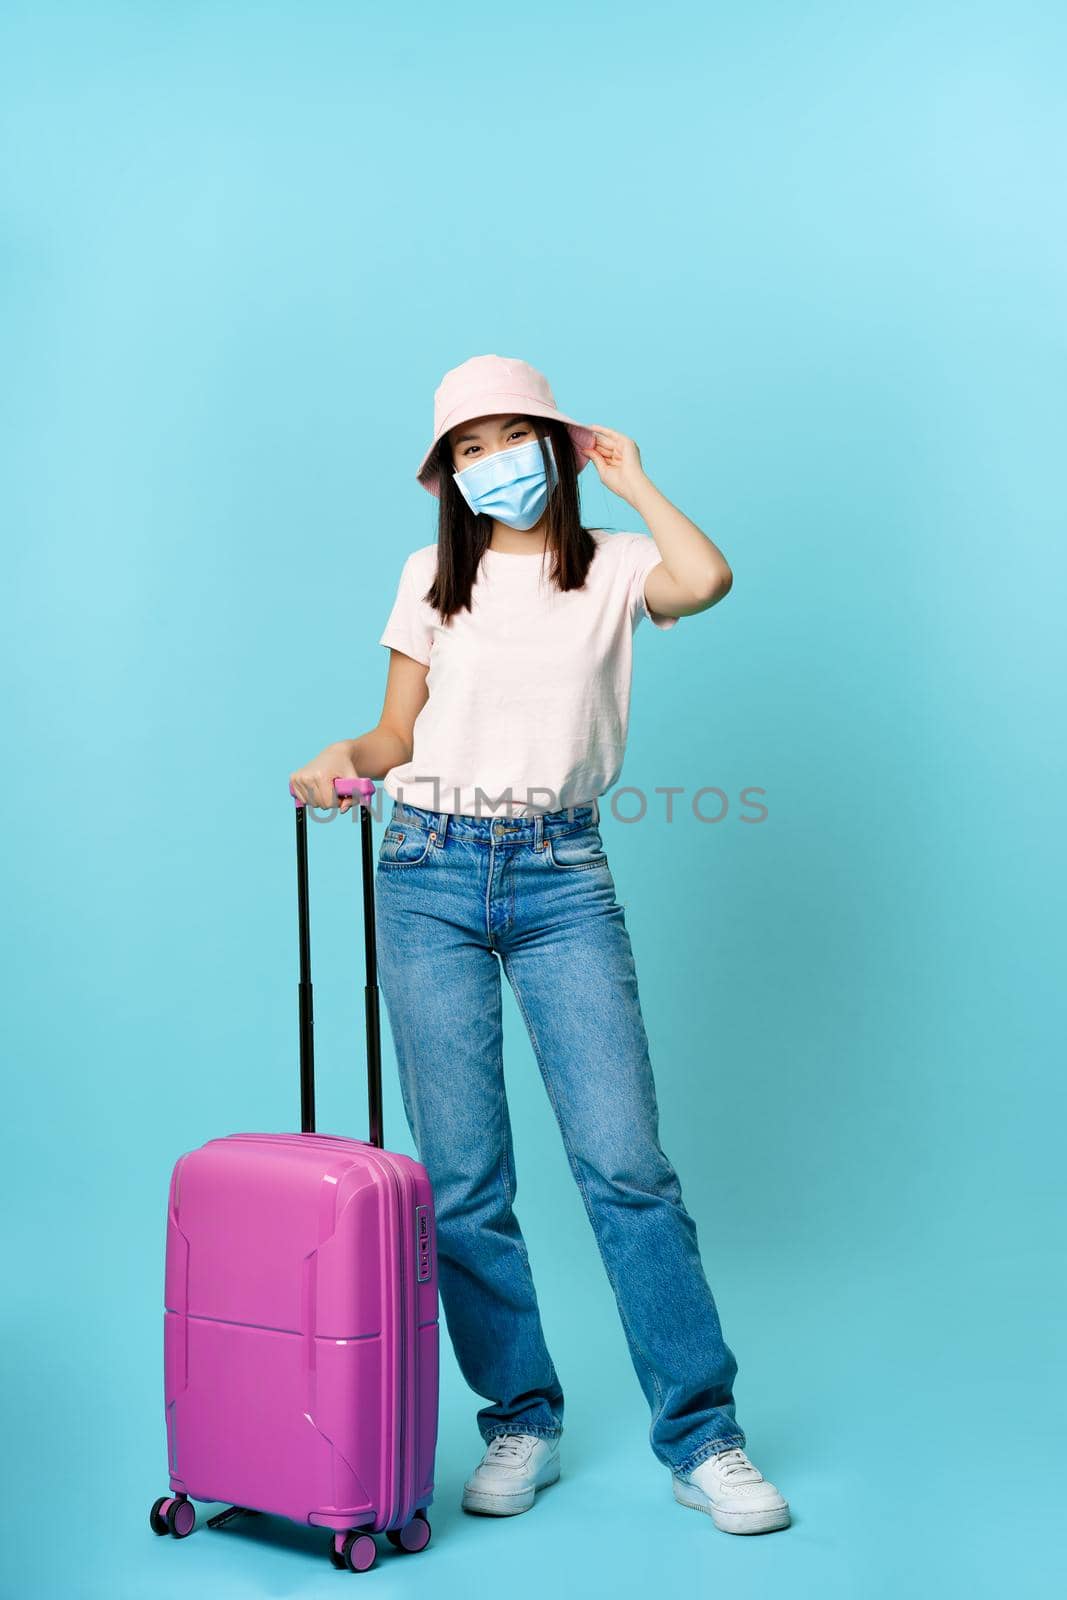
xmin=289 ymin=740 xmax=363 ymax=814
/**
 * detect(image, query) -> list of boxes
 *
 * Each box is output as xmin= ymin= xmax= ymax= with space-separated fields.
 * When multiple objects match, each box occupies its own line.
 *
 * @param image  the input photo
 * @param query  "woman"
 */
xmin=289 ymin=354 xmax=790 ymax=1536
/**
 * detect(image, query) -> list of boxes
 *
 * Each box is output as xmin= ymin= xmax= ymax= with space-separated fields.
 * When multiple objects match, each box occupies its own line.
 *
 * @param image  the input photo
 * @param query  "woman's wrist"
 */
xmin=328 ymin=737 xmax=359 ymax=762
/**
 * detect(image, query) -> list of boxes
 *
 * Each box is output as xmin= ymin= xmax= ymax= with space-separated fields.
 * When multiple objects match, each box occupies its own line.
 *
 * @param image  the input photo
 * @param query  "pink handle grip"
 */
xmin=289 ymin=776 xmax=376 ymax=808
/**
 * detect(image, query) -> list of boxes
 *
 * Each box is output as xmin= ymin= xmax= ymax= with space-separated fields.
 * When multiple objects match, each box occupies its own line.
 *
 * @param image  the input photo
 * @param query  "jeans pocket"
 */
xmin=378 ymin=823 xmax=435 ymax=867
xmin=545 ymin=824 xmax=609 ymax=871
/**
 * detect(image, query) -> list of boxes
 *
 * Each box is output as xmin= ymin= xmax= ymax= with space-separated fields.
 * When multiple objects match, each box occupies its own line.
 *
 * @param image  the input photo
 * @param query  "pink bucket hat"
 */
xmin=415 ymin=353 xmax=598 ymax=497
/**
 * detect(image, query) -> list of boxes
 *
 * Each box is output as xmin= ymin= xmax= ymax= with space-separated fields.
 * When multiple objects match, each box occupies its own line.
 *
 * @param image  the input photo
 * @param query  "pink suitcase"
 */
xmin=149 ymin=777 xmax=440 ymax=1574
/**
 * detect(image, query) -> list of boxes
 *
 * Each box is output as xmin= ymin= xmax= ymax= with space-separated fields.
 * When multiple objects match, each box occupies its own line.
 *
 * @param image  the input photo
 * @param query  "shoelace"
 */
xmin=711 ymin=1448 xmax=762 ymax=1483
xmin=486 ymin=1433 xmax=531 ymax=1462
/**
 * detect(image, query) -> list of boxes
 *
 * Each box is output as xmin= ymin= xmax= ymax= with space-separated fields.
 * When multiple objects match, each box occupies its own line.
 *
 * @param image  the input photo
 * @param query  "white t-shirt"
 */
xmin=377 ymin=528 xmax=676 ymax=817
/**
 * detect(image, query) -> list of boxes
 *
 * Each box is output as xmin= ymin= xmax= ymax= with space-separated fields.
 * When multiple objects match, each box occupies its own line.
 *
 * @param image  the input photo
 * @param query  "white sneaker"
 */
xmin=461 ymin=1432 xmax=561 ymax=1516
xmin=672 ymin=1446 xmax=790 ymax=1535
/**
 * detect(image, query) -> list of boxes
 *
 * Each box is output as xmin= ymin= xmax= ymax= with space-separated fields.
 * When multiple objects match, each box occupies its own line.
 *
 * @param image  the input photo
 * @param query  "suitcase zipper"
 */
xmin=315 ymin=1140 xmax=412 ymax=1527
xmin=384 ymin=1160 xmax=407 ymax=1528
xmin=218 ymin=1134 xmax=413 ymax=1531
xmin=359 ymin=1147 xmax=405 ymax=1529
xmin=318 ymin=1139 xmax=407 ymax=1529
xmin=342 ymin=1144 xmax=410 ymax=1528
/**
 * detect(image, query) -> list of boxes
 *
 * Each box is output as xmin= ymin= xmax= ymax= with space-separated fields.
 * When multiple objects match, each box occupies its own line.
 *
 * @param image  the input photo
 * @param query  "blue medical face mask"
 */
xmin=452 ymin=435 xmax=559 ymax=529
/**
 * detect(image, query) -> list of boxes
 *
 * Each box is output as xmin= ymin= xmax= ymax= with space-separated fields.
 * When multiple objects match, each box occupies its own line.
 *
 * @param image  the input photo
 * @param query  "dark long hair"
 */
xmin=423 ymin=417 xmax=598 ymax=621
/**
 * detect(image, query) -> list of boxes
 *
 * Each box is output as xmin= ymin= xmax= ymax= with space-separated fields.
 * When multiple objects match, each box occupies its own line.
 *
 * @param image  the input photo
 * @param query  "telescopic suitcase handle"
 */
xmin=287 ymin=776 xmax=382 ymax=1147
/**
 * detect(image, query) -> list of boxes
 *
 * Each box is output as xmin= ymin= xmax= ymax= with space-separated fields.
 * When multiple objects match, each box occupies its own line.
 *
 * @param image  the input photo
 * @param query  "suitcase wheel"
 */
xmin=150 ymin=1495 xmax=195 ymax=1539
xmin=386 ymin=1510 xmax=432 ymax=1553
xmin=167 ymin=1498 xmax=196 ymax=1538
xmin=331 ymin=1530 xmax=377 ymax=1572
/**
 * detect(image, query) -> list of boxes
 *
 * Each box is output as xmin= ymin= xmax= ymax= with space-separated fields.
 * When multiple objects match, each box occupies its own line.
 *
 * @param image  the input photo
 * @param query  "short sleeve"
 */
xmin=378 ymin=552 xmax=435 ymax=666
xmin=623 ymin=534 xmax=678 ymax=631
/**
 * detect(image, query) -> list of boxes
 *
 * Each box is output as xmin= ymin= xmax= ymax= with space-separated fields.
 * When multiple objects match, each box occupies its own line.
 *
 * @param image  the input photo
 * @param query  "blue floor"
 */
xmin=6 ymin=1248 xmax=1059 ymax=1600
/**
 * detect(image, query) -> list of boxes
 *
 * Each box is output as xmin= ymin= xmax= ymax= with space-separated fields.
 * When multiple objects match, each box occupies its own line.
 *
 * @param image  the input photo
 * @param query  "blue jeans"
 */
xmin=373 ymin=797 xmax=745 ymax=1476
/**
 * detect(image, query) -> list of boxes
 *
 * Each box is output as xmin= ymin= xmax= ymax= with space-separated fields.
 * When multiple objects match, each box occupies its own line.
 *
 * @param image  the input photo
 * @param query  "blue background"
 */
xmin=2 ymin=2 xmax=1064 ymax=1595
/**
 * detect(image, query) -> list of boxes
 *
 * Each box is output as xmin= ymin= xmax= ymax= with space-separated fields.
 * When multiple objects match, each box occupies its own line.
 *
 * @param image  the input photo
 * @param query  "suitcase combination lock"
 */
xmin=415 ymin=1204 xmax=432 ymax=1282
